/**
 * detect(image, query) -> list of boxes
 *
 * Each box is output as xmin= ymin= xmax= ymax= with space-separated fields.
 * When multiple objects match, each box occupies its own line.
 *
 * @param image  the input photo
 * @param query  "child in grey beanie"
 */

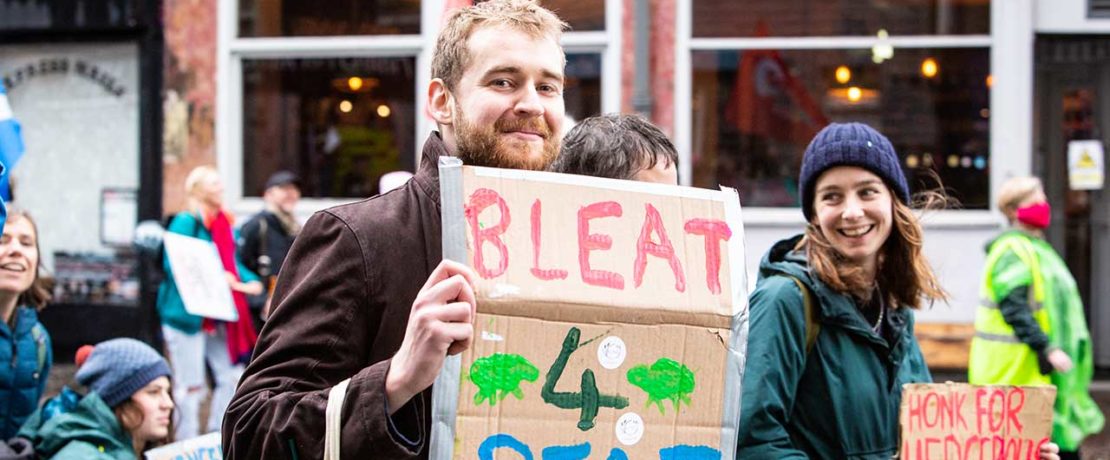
xmin=75 ymin=338 xmax=173 ymax=408
xmin=19 ymin=338 xmax=175 ymax=459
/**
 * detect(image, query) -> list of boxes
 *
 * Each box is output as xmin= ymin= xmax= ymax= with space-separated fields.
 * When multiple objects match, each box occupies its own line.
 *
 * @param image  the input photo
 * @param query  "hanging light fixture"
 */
xmin=348 ymin=77 xmax=364 ymax=91
xmin=921 ymin=57 xmax=939 ymax=78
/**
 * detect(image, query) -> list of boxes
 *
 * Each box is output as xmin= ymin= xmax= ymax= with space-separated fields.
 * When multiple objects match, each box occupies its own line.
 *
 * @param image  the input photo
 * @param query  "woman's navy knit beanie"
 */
xmin=798 ymin=122 xmax=910 ymax=221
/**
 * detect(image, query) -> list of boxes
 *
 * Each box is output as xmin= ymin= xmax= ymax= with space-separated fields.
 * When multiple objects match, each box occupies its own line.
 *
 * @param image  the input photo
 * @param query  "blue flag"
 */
xmin=0 ymin=80 xmax=20 ymax=225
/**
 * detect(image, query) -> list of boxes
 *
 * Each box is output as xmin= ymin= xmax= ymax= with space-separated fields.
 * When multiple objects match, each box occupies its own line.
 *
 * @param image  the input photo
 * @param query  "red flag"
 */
xmin=724 ymin=21 xmax=827 ymax=143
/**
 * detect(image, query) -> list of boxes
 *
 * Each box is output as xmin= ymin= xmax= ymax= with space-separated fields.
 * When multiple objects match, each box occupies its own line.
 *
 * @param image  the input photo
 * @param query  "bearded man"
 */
xmin=222 ymin=1 xmax=568 ymax=458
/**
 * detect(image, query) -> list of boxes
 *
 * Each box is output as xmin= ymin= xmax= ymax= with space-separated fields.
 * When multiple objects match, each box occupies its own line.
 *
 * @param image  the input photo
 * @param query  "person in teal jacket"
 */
xmin=18 ymin=338 xmax=173 ymax=459
xmin=738 ymin=123 xmax=1062 ymax=460
xmin=0 ymin=208 xmax=52 ymax=440
xmin=969 ymin=176 xmax=1104 ymax=460
xmin=156 ymin=165 xmax=262 ymax=440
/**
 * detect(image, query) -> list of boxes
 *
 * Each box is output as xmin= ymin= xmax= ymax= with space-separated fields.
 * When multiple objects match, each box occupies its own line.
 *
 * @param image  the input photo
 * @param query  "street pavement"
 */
xmin=45 ymin=364 xmax=1110 ymax=457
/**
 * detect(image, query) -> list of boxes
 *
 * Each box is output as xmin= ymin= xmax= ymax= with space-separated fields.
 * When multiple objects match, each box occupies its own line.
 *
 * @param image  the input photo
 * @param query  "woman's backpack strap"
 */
xmin=787 ymin=276 xmax=820 ymax=355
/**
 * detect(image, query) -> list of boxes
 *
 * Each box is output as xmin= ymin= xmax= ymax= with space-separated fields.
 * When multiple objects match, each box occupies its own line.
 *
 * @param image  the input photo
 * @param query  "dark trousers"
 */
xmin=1060 ymin=449 xmax=1080 ymax=460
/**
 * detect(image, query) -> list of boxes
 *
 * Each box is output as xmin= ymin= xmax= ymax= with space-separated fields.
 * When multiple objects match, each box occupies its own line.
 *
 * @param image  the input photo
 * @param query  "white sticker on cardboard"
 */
xmin=480 ymin=331 xmax=504 ymax=341
xmin=615 ymin=412 xmax=645 ymax=446
xmin=597 ymin=336 xmax=627 ymax=370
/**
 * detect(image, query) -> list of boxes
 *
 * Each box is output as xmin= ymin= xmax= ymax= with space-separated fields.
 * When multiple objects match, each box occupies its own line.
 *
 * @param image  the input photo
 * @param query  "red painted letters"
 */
xmin=468 ymin=193 xmax=735 ymax=296
xmin=633 ymin=204 xmax=685 ymax=292
xmin=530 ymin=199 xmax=568 ymax=280
xmin=577 ymin=201 xmax=624 ymax=290
xmin=683 ymin=219 xmax=732 ymax=295
xmin=465 ymin=188 xmax=511 ymax=279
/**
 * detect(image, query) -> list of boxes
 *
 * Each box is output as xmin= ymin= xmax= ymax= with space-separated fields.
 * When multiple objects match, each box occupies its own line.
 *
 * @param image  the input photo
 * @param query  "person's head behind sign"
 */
xmin=428 ymin=0 xmax=568 ymax=171
xmin=549 ymin=113 xmax=679 ymax=185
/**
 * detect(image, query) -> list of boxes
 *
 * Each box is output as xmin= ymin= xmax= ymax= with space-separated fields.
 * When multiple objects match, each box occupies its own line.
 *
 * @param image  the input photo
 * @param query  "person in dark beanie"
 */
xmin=737 ymin=123 xmax=1062 ymax=460
xmin=17 ymin=338 xmax=174 ymax=459
xmin=237 ymin=170 xmax=302 ymax=327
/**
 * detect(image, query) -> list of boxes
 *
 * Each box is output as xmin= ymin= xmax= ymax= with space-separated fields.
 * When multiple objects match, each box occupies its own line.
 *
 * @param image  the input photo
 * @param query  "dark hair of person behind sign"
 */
xmin=549 ymin=113 xmax=678 ymax=180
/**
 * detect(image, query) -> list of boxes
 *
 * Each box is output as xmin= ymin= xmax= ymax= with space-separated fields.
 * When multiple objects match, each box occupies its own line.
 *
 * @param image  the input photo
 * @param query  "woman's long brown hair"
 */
xmin=799 ymin=189 xmax=950 ymax=309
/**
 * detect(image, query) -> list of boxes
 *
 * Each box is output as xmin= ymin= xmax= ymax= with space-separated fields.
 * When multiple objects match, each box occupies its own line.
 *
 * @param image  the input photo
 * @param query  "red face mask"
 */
xmin=1015 ymin=202 xmax=1051 ymax=229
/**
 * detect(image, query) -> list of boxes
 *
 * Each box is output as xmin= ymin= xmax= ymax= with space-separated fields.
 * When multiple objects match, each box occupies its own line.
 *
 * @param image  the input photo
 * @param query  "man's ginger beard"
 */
xmin=452 ymin=103 xmax=560 ymax=171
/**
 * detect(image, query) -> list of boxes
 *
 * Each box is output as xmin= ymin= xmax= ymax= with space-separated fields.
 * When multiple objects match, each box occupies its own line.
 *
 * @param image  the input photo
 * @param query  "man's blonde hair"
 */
xmin=431 ymin=0 xmax=568 ymax=92
xmin=996 ymin=176 xmax=1043 ymax=219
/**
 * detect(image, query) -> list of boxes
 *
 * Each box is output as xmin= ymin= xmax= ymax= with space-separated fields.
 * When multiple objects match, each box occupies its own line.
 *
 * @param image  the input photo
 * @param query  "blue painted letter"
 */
xmin=659 ymin=445 xmax=721 ymax=460
xmin=541 ymin=442 xmax=591 ymax=460
xmin=478 ymin=434 xmax=534 ymax=460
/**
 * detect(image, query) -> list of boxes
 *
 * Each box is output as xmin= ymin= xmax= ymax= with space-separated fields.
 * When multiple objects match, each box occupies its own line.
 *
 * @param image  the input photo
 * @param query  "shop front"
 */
xmin=0 ymin=0 xmax=163 ymax=361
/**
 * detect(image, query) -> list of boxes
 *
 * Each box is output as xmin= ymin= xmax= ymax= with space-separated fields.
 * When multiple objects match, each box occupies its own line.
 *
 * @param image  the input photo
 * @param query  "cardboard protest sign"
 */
xmin=162 ymin=233 xmax=238 ymax=321
xmin=899 ymin=383 xmax=1055 ymax=460
xmin=431 ymin=160 xmax=748 ymax=460
xmin=144 ymin=432 xmax=222 ymax=460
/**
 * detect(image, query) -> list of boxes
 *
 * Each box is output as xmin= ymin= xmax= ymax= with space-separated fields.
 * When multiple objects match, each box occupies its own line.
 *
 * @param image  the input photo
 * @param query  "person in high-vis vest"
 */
xmin=969 ymin=176 xmax=1104 ymax=460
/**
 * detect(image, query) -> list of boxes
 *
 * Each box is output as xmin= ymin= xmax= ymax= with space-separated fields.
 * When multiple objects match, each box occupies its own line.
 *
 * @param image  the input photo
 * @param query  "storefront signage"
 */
xmin=1 ymin=58 xmax=127 ymax=97
xmin=1068 ymin=140 xmax=1105 ymax=190
xmin=101 ymin=188 xmax=138 ymax=247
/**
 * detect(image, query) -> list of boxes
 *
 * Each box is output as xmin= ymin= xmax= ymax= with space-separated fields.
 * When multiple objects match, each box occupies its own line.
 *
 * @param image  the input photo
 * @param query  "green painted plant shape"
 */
xmin=541 ymin=327 xmax=629 ymax=431
xmin=468 ymin=353 xmax=540 ymax=406
xmin=627 ymin=358 xmax=696 ymax=414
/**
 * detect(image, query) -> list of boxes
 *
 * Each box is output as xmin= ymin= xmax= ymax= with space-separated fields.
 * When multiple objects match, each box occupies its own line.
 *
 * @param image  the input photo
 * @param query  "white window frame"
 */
xmin=217 ymin=0 xmax=621 ymax=220
xmin=673 ymin=0 xmax=1016 ymax=226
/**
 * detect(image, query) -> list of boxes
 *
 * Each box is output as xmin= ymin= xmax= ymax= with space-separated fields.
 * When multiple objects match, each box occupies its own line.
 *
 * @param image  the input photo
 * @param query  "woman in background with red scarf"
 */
xmin=156 ymin=165 xmax=261 ymax=441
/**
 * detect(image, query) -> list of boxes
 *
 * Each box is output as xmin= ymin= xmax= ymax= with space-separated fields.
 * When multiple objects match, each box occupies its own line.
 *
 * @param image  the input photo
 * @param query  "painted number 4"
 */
xmin=542 ymin=327 xmax=629 ymax=431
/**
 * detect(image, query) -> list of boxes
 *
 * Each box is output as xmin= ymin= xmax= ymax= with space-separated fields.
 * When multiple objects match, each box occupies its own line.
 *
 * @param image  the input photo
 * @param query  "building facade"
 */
xmin=4 ymin=0 xmax=1110 ymax=369
xmin=0 ymin=0 xmax=163 ymax=357
xmin=157 ymin=0 xmax=1110 ymax=370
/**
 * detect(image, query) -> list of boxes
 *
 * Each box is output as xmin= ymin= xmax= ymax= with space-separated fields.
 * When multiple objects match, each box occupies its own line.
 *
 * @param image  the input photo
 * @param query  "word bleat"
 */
xmin=466 ymin=190 xmax=732 ymax=294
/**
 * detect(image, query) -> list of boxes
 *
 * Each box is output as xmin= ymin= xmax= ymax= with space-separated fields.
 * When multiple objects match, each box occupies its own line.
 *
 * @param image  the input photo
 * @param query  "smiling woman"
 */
xmin=737 ymin=123 xmax=949 ymax=459
xmin=737 ymin=124 xmax=1065 ymax=460
xmin=0 ymin=208 xmax=53 ymax=440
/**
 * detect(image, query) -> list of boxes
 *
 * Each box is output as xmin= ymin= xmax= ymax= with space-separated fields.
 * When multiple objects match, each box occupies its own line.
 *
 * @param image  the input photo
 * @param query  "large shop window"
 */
xmin=690 ymin=47 xmax=991 ymax=208
xmin=0 ymin=0 xmax=142 ymax=30
xmin=238 ymin=0 xmax=421 ymax=37
xmin=565 ymin=53 xmax=603 ymax=123
xmin=692 ymin=0 xmax=989 ymax=38
xmin=227 ymin=0 xmax=616 ymax=202
xmin=541 ymin=0 xmax=605 ymax=31
xmin=239 ymin=52 xmax=604 ymax=199
xmin=242 ymin=57 xmax=419 ymax=199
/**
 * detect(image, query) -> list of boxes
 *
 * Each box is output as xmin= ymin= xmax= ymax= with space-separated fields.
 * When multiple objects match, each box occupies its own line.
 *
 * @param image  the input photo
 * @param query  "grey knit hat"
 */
xmin=798 ymin=122 xmax=910 ymax=221
xmin=75 ymin=338 xmax=172 ymax=407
